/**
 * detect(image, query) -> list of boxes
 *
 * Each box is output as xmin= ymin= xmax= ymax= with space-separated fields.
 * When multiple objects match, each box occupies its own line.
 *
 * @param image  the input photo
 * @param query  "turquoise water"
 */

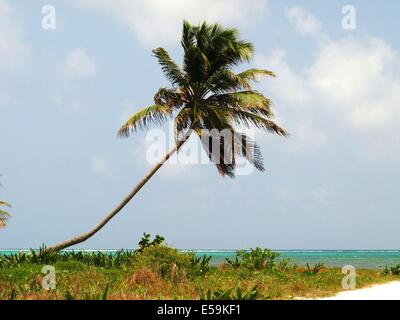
xmin=189 ymin=250 xmax=400 ymax=269
xmin=2 ymin=249 xmax=400 ymax=269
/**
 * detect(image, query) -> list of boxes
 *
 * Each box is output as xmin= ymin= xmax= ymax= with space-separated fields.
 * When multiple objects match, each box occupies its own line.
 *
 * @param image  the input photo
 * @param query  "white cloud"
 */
xmin=258 ymin=34 xmax=400 ymax=158
xmin=256 ymin=49 xmax=310 ymax=107
xmin=287 ymin=6 xmax=320 ymax=35
xmin=308 ymin=36 xmax=400 ymax=131
xmin=256 ymin=50 xmax=326 ymax=152
xmin=91 ymin=157 xmax=112 ymax=180
xmin=63 ymin=48 xmax=97 ymax=77
xmin=74 ymin=0 xmax=267 ymax=46
xmin=0 ymin=0 xmax=28 ymax=69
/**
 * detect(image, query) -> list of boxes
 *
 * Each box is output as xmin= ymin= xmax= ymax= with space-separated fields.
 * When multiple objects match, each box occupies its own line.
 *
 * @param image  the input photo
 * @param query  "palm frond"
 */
xmin=205 ymin=69 xmax=252 ymax=94
xmin=205 ymin=69 xmax=275 ymax=95
xmin=154 ymin=88 xmax=184 ymax=107
xmin=181 ymin=20 xmax=196 ymax=51
xmin=183 ymin=46 xmax=211 ymax=83
xmin=197 ymin=128 xmax=236 ymax=178
xmin=117 ymin=104 xmax=174 ymax=138
xmin=229 ymin=109 xmax=289 ymax=136
xmin=209 ymin=91 xmax=275 ymax=118
xmin=237 ymin=68 xmax=276 ymax=82
xmin=152 ymin=48 xmax=186 ymax=87
xmin=233 ymin=133 xmax=264 ymax=172
xmin=0 ymin=201 xmax=11 ymax=228
xmin=174 ymin=107 xmax=195 ymax=143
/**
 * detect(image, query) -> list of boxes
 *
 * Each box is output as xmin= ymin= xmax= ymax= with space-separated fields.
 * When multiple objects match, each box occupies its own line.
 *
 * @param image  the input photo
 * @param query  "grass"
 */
xmin=0 ymin=237 xmax=397 ymax=300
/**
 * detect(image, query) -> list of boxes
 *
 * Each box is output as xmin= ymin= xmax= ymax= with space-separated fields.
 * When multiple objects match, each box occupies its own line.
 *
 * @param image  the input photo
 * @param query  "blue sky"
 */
xmin=1 ymin=0 xmax=400 ymax=249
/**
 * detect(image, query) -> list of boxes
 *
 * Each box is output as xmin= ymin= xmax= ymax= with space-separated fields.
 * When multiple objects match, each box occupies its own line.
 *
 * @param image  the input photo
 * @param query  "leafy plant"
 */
xmin=0 ymin=177 xmax=11 ymax=228
xmin=0 ymin=247 xmax=137 ymax=269
xmin=65 ymin=284 xmax=110 ymax=300
xmin=200 ymin=286 xmax=260 ymax=300
xmin=189 ymin=254 xmax=212 ymax=277
xmin=134 ymin=245 xmax=191 ymax=280
xmin=138 ymin=233 xmax=165 ymax=253
xmin=236 ymin=247 xmax=279 ymax=271
xmin=225 ymin=256 xmax=241 ymax=269
xmin=9 ymin=289 xmax=17 ymax=300
xmin=380 ymin=264 xmax=400 ymax=276
xmin=303 ymin=262 xmax=325 ymax=276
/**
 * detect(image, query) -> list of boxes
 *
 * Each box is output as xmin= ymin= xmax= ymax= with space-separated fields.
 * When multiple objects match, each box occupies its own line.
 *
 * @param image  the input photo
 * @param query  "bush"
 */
xmin=303 ymin=262 xmax=325 ymax=276
xmin=200 ymin=286 xmax=260 ymax=300
xmin=133 ymin=245 xmax=191 ymax=279
xmin=188 ymin=254 xmax=212 ymax=277
xmin=235 ymin=247 xmax=279 ymax=271
xmin=380 ymin=264 xmax=400 ymax=276
xmin=137 ymin=233 xmax=165 ymax=253
xmin=225 ymin=256 xmax=241 ymax=269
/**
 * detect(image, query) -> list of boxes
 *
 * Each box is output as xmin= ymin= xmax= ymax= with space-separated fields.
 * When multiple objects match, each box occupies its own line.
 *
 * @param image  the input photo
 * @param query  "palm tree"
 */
xmin=0 ymin=201 xmax=11 ymax=228
xmin=0 ymin=178 xmax=11 ymax=228
xmin=48 ymin=21 xmax=288 ymax=252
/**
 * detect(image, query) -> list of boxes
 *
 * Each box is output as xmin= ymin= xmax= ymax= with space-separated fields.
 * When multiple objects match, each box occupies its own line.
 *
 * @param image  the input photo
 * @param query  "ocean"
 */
xmin=1 ymin=249 xmax=400 ymax=269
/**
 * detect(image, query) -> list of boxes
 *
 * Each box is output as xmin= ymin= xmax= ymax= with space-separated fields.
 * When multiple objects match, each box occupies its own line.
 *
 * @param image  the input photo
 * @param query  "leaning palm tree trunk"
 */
xmin=48 ymin=142 xmax=183 ymax=252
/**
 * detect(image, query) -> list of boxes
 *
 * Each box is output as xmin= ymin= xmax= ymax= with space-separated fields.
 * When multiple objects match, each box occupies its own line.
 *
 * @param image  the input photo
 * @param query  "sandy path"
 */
xmin=319 ymin=281 xmax=400 ymax=300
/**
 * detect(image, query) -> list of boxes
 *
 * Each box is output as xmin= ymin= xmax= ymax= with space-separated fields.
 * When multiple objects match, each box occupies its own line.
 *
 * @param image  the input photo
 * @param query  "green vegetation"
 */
xmin=227 ymin=247 xmax=280 ymax=271
xmin=0 ymin=246 xmax=137 ymax=269
xmin=0 ymin=177 xmax=11 ymax=228
xmin=0 ymin=200 xmax=11 ymax=228
xmin=200 ymin=286 xmax=260 ymax=300
xmin=380 ymin=264 xmax=400 ymax=276
xmin=138 ymin=233 xmax=165 ymax=253
xmin=304 ymin=262 xmax=326 ymax=276
xmin=49 ymin=20 xmax=288 ymax=252
xmin=0 ymin=235 xmax=395 ymax=300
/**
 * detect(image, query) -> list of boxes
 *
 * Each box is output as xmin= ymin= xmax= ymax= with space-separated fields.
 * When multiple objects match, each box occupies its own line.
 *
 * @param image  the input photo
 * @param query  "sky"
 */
xmin=1 ymin=0 xmax=399 ymax=250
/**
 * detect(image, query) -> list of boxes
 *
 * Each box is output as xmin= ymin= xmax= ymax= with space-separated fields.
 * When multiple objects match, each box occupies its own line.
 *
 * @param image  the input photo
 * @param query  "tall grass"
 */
xmin=0 ymin=246 xmax=137 ymax=269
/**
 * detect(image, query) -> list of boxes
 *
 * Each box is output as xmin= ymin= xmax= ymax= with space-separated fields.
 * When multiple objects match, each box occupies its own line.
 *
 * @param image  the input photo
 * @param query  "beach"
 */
xmin=320 ymin=281 xmax=400 ymax=300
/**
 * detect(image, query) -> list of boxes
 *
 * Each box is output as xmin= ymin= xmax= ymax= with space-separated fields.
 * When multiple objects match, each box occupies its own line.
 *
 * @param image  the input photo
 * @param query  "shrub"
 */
xmin=200 ymin=286 xmax=260 ymax=300
xmin=188 ymin=254 xmax=212 ymax=277
xmin=380 ymin=264 xmax=400 ymax=276
xmin=225 ymin=256 xmax=241 ymax=269
xmin=276 ymin=258 xmax=291 ymax=272
xmin=303 ymin=262 xmax=325 ymax=276
xmin=133 ymin=245 xmax=191 ymax=280
xmin=236 ymin=247 xmax=279 ymax=271
xmin=137 ymin=233 xmax=165 ymax=253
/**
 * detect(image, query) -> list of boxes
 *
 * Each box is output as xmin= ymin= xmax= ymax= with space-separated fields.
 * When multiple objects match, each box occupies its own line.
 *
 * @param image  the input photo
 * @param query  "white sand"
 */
xmin=319 ymin=281 xmax=400 ymax=300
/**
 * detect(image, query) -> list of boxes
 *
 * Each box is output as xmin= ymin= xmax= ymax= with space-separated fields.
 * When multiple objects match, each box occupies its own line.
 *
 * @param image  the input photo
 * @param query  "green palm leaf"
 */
xmin=152 ymin=48 xmax=186 ymax=87
xmin=0 ymin=200 xmax=11 ymax=228
xmin=117 ymin=104 xmax=175 ymax=137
